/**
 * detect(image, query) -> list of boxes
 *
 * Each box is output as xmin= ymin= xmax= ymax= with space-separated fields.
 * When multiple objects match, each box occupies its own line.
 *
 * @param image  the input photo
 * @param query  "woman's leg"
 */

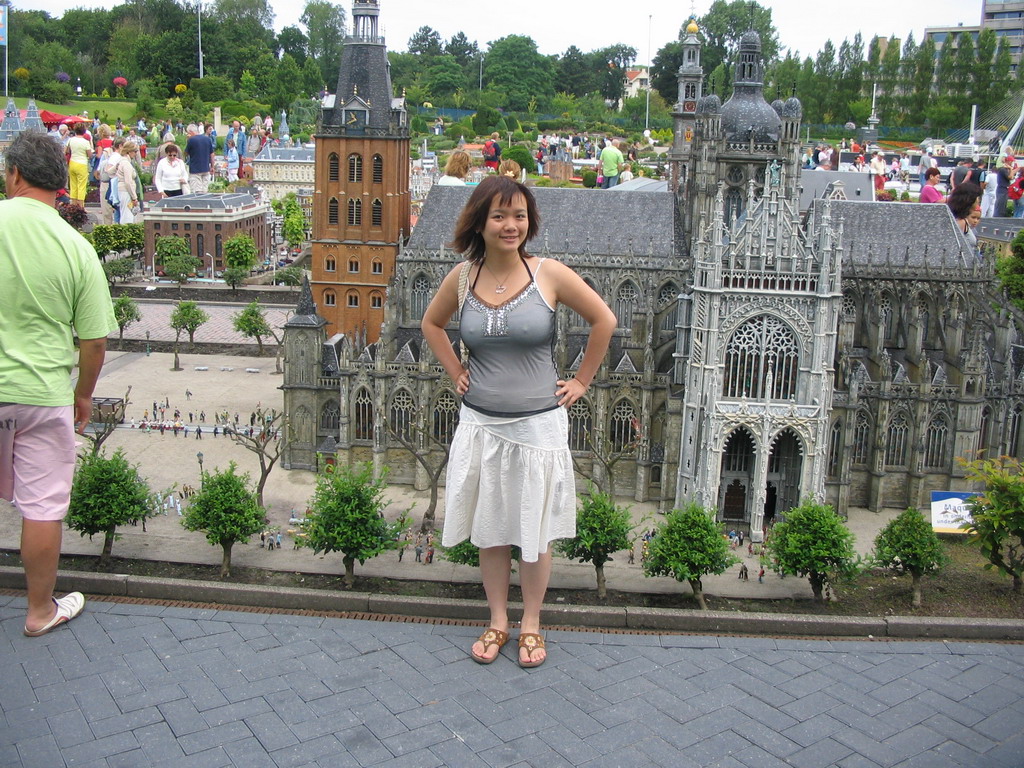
xmin=473 ymin=545 xmax=511 ymax=661
xmin=518 ymin=550 xmax=552 ymax=664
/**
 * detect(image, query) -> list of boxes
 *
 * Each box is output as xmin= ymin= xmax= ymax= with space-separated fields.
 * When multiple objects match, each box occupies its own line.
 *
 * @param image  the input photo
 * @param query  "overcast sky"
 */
xmin=12 ymin=0 xmax=978 ymax=63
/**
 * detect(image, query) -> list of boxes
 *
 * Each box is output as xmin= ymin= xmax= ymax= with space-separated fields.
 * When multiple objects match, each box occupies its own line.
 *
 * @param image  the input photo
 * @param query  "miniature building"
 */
xmin=283 ymin=17 xmax=1024 ymax=525
xmin=250 ymin=145 xmax=315 ymax=201
xmin=145 ymin=193 xmax=272 ymax=278
xmin=308 ymin=0 xmax=410 ymax=344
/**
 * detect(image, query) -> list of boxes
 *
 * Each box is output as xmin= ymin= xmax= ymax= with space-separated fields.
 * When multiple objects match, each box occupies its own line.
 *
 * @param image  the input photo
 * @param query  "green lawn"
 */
xmin=11 ymin=97 xmax=139 ymax=122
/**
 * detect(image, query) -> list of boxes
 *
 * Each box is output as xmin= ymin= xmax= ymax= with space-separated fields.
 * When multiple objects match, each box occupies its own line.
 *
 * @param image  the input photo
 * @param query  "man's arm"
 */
xmin=74 ymin=338 xmax=107 ymax=434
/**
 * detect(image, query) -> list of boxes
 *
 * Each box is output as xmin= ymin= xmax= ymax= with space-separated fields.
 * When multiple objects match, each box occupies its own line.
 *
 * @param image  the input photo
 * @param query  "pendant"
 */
xmin=494 ymin=285 xmax=507 ymax=294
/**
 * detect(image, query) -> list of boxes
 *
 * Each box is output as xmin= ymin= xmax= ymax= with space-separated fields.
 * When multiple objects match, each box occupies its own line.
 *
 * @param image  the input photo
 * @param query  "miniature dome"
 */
xmin=719 ymin=26 xmax=781 ymax=143
xmin=740 ymin=29 xmax=761 ymax=47
xmin=782 ymin=96 xmax=803 ymax=120
xmin=771 ymin=99 xmax=785 ymax=116
xmin=697 ymin=94 xmax=721 ymax=115
xmin=686 ymin=18 xmax=699 ymax=34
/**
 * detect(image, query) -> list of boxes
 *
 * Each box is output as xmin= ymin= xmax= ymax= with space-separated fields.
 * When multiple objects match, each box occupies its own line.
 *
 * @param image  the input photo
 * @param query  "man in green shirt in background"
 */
xmin=600 ymin=138 xmax=624 ymax=189
xmin=0 ymin=132 xmax=117 ymax=637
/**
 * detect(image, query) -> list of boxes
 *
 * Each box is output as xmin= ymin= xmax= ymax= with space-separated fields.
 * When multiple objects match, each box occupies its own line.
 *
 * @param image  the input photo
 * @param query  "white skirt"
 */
xmin=442 ymin=404 xmax=576 ymax=562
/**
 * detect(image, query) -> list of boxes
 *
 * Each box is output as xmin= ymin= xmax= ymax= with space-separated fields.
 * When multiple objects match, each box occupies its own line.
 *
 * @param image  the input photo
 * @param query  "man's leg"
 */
xmin=22 ymin=520 xmax=63 ymax=631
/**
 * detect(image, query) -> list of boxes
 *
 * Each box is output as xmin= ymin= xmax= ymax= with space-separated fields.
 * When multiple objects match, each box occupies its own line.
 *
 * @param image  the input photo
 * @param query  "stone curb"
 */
xmin=2 ymin=567 xmax=1022 ymax=640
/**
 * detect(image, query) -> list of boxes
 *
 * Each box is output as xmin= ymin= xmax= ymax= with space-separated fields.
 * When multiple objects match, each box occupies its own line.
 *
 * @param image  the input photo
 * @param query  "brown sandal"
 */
xmin=518 ymin=632 xmax=546 ymax=668
xmin=471 ymin=628 xmax=509 ymax=664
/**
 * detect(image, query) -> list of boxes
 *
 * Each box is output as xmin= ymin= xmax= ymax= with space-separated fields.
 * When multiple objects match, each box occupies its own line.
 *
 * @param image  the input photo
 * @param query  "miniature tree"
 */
xmin=66 ymin=448 xmax=155 ymax=567
xmin=156 ymin=236 xmax=200 ymax=294
xmin=958 ymin=455 xmax=1024 ymax=593
xmin=643 ymin=502 xmax=737 ymax=610
xmin=222 ymin=266 xmax=249 ymax=292
xmin=222 ymin=232 xmax=258 ymax=273
xmin=276 ymin=265 xmax=304 ymax=289
xmin=300 ymin=462 xmax=407 ymax=588
xmin=385 ymin=421 xmax=449 ymax=532
xmin=182 ymin=462 xmax=265 ymax=578
xmin=283 ymin=214 xmax=305 ymax=250
xmin=442 ymin=540 xmax=520 ymax=567
xmin=873 ymin=508 xmax=948 ymax=607
xmin=557 ymin=489 xmax=636 ymax=598
xmin=226 ymin=407 xmax=285 ymax=508
xmin=170 ymin=299 xmax=209 ymax=349
xmin=763 ymin=500 xmax=858 ymax=602
xmin=112 ymin=295 xmax=142 ymax=348
xmin=232 ymin=301 xmax=285 ymax=372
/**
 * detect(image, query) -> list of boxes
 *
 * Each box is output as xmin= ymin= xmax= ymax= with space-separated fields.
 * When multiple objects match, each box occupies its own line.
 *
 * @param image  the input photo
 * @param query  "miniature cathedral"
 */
xmin=283 ymin=14 xmax=1024 ymax=529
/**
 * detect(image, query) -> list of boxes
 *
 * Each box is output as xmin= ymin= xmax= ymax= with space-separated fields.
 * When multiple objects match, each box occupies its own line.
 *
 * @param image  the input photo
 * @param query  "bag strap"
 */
xmin=457 ymin=261 xmax=471 ymax=312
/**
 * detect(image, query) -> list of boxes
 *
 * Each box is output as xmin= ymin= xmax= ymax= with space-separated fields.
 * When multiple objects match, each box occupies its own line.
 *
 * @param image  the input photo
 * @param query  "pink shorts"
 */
xmin=0 ymin=405 xmax=76 ymax=521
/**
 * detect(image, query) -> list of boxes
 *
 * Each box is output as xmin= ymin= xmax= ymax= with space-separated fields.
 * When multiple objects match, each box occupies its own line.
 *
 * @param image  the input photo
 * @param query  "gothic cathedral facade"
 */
xmin=283 ymin=11 xmax=1024 ymax=528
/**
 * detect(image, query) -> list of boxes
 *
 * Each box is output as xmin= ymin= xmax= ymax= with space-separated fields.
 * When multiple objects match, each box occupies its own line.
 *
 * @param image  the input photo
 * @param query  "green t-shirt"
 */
xmin=601 ymin=144 xmax=624 ymax=177
xmin=0 ymin=197 xmax=117 ymax=406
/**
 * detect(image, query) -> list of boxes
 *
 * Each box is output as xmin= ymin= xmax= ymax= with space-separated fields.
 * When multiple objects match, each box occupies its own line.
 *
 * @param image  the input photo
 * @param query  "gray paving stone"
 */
xmin=734 ymin=743 xmax=796 ymax=768
xmin=784 ymin=736 xmax=854 ymax=768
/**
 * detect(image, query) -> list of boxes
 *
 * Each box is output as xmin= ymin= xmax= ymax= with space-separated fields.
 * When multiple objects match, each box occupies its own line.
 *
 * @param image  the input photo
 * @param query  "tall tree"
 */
xmin=483 ymin=35 xmax=554 ymax=112
xmin=698 ymin=0 xmax=780 ymax=84
xmin=300 ymin=0 xmax=346 ymax=86
xmin=908 ymin=37 xmax=936 ymax=125
xmin=650 ymin=40 xmax=684 ymax=104
xmin=593 ymin=44 xmax=637 ymax=109
xmin=973 ymin=28 xmax=998 ymax=114
xmin=445 ymin=31 xmax=480 ymax=88
xmin=814 ymin=40 xmax=839 ymax=122
xmin=835 ymin=34 xmax=865 ymax=122
xmin=408 ymin=25 xmax=443 ymax=59
xmin=949 ymin=31 xmax=976 ymax=121
xmin=764 ymin=500 xmax=858 ymax=602
xmin=898 ymin=33 xmax=919 ymax=120
xmin=426 ymin=54 xmax=465 ymax=99
xmin=879 ymin=37 xmax=902 ymax=123
xmin=559 ymin=45 xmax=597 ymax=98
xmin=112 ymin=295 xmax=142 ymax=348
xmin=873 ymin=508 xmax=948 ymax=608
xmin=272 ymin=53 xmax=303 ymax=109
xmin=277 ymin=25 xmax=308 ymax=65
xmin=992 ymin=40 xmax=1014 ymax=110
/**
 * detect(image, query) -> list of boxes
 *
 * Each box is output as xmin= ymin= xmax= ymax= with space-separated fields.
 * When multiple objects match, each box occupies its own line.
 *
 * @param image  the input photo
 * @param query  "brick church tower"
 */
xmin=310 ymin=0 xmax=410 ymax=342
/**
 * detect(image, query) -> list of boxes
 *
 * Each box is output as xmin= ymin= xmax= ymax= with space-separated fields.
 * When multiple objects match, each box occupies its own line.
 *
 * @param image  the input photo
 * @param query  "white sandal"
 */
xmin=23 ymin=592 xmax=86 ymax=637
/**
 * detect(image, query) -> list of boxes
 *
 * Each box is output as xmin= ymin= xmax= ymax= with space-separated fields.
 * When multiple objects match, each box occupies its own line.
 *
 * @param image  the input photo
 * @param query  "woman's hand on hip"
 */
xmin=454 ymin=368 xmax=470 ymax=395
xmin=556 ymin=378 xmax=587 ymax=407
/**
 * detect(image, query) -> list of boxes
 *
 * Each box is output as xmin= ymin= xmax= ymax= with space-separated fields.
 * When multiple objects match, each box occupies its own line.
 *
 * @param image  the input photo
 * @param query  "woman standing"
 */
xmin=66 ymin=123 xmax=93 ymax=204
xmin=116 ymin=141 xmax=141 ymax=223
xmin=421 ymin=176 xmax=615 ymax=668
xmin=437 ymin=150 xmax=470 ymax=185
xmin=153 ymin=143 xmax=189 ymax=197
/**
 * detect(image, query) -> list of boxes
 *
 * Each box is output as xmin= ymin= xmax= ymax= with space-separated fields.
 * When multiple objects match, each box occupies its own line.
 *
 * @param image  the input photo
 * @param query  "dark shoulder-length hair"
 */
xmin=947 ymin=182 xmax=981 ymax=219
xmin=448 ymin=175 xmax=540 ymax=262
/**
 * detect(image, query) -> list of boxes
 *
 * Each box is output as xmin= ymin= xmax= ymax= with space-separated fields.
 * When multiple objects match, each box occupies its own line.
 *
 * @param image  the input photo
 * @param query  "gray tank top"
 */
xmin=460 ymin=259 xmax=559 ymax=417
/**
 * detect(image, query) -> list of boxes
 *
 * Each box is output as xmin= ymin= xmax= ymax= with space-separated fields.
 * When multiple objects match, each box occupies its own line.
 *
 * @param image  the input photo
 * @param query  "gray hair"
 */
xmin=4 ymin=132 xmax=68 ymax=191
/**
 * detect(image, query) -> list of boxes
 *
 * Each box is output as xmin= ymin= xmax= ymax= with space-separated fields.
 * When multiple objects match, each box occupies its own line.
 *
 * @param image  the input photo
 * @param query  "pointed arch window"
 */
xmin=722 ymin=429 xmax=754 ymax=472
xmin=724 ymin=188 xmax=744 ymax=227
xmin=568 ymin=399 xmax=592 ymax=452
xmin=432 ymin=391 xmax=458 ymax=445
xmin=320 ymin=401 xmax=340 ymax=431
xmin=658 ymin=283 xmax=679 ymax=332
xmin=827 ymin=421 xmax=842 ymax=477
xmin=411 ymin=274 xmax=431 ymax=321
xmin=979 ymin=406 xmax=992 ymax=456
xmin=328 ymin=197 xmax=339 ymax=225
xmin=918 ymin=299 xmax=930 ymax=345
xmin=371 ymin=198 xmax=383 ymax=227
xmin=372 ymin=154 xmax=384 ymax=183
xmin=852 ymin=410 xmax=871 ymax=465
xmin=347 ymin=198 xmax=362 ymax=225
xmin=348 ymin=153 xmax=363 ymax=183
xmin=609 ymin=399 xmax=637 ymax=452
xmin=885 ymin=411 xmax=910 ymax=467
xmin=615 ymin=281 xmax=639 ymax=328
xmin=723 ymin=315 xmax=799 ymax=400
xmin=1009 ymin=403 xmax=1024 ymax=458
xmin=924 ymin=414 xmax=949 ymax=469
xmin=879 ymin=295 xmax=895 ymax=341
xmin=328 ymin=153 xmax=339 ymax=181
xmin=389 ymin=389 xmax=414 ymax=441
xmin=353 ymin=388 xmax=373 ymax=441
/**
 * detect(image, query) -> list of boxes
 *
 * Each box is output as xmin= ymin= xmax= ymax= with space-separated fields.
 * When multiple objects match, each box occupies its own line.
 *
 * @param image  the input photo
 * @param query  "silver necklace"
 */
xmin=484 ymin=259 xmax=518 ymax=294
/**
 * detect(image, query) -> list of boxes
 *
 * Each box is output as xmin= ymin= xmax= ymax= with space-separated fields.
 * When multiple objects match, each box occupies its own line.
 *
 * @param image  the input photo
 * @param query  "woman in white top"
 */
xmin=437 ymin=150 xmax=470 ymax=186
xmin=153 ymin=143 xmax=189 ymax=197
xmin=116 ymin=141 xmax=141 ymax=223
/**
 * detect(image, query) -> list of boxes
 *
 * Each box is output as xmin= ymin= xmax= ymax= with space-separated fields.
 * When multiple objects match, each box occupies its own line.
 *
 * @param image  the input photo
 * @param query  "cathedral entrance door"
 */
xmin=719 ymin=428 xmax=756 ymax=522
xmin=767 ymin=429 xmax=803 ymax=520
xmin=723 ymin=479 xmax=746 ymax=520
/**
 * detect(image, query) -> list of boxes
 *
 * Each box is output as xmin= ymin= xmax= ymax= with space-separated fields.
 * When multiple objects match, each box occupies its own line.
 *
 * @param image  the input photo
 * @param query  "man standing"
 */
xmin=185 ymin=123 xmax=215 ymax=194
xmin=0 ymin=132 xmax=117 ymax=637
xmin=869 ymin=151 xmax=887 ymax=193
xmin=600 ymin=138 xmax=624 ymax=188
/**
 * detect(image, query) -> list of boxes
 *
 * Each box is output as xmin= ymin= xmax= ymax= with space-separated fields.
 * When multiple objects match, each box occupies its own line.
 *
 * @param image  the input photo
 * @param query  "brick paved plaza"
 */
xmin=1 ymin=594 xmax=1022 ymax=768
